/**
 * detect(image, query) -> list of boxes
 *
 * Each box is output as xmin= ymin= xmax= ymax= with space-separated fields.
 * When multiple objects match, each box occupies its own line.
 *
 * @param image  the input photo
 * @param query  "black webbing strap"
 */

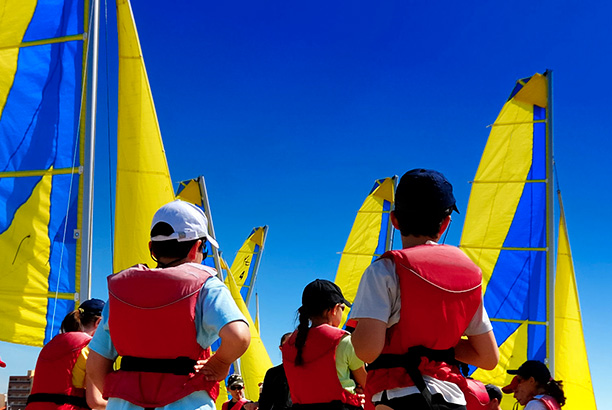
xmin=292 ymin=401 xmax=360 ymax=410
xmin=27 ymin=393 xmax=90 ymax=409
xmin=120 ymin=355 xmax=196 ymax=376
xmin=367 ymin=346 xmax=456 ymax=410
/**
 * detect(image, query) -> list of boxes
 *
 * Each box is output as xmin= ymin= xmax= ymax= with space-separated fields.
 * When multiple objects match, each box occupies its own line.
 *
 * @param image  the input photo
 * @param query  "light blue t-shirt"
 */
xmin=89 ymin=264 xmax=247 ymax=410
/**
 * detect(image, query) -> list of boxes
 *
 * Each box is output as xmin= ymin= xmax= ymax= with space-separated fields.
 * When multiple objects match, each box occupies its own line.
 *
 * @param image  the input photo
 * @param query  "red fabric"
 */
xmin=26 ymin=332 xmax=92 ymax=410
xmin=222 ymin=398 xmax=249 ymax=410
xmin=537 ymin=395 xmax=561 ymax=410
xmin=462 ymin=379 xmax=490 ymax=409
xmin=366 ymin=244 xmax=483 ymax=397
xmin=104 ymin=264 xmax=219 ymax=407
xmin=283 ymin=325 xmax=361 ymax=407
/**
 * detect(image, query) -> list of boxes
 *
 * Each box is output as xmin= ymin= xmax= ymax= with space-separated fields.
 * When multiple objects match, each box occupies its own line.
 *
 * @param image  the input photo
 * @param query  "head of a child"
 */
xmin=293 ymin=279 xmax=351 ymax=365
xmin=393 ymin=169 xmax=458 ymax=240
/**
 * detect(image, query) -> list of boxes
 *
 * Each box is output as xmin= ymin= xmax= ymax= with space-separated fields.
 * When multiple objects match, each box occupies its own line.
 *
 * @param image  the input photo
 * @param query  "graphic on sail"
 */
xmin=555 ymin=191 xmax=597 ymax=410
xmin=334 ymin=177 xmax=396 ymax=327
xmin=462 ymin=73 xmax=549 ymax=399
xmin=228 ymin=226 xmax=268 ymax=306
xmin=0 ymin=0 xmax=87 ymax=345
xmin=113 ymin=0 xmax=175 ymax=273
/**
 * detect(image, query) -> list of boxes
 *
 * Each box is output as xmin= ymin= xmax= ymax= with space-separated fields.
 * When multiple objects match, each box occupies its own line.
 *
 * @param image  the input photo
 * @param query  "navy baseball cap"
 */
xmin=507 ymin=360 xmax=551 ymax=384
xmin=79 ymin=298 xmax=105 ymax=316
xmin=394 ymin=169 xmax=459 ymax=215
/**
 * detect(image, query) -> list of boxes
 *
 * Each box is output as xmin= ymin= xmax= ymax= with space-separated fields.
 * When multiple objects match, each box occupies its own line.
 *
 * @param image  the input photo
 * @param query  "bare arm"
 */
xmin=350 ymin=365 xmax=368 ymax=389
xmin=351 ymin=318 xmax=387 ymax=364
xmin=85 ymin=350 xmax=113 ymax=409
xmin=454 ymin=330 xmax=499 ymax=370
xmin=199 ymin=320 xmax=251 ymax=381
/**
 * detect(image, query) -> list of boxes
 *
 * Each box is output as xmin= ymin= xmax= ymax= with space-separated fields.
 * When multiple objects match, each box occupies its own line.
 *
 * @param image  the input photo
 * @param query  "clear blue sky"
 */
xmin=1 ymin=0 xmax=610 ymax=406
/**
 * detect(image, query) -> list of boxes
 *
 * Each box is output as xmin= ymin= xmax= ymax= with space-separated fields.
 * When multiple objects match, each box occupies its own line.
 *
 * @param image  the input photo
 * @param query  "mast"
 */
xmin=546 ymin=69 xmax=555 ymax=374
xmin=80 ymin=0 xmax=100 ymax=302
xmin=197 ymin=176 xmax=224 ymax=279
xmin=244 ymin=225 xmax=268 ymax=307
xmin=385 ymin=175 xmax=398 ymax=251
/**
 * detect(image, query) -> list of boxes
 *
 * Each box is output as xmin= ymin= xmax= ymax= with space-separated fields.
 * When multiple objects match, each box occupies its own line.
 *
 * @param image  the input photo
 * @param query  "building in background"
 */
xmin=6 ymin=372 xmax=33 ymax=410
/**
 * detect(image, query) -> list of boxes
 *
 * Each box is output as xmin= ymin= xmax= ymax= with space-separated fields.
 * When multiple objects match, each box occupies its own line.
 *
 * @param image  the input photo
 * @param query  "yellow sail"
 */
xmin=113 ymin=0 xmax=175 ymax=273
xmin=228 ymin=227 xmax=268 ymax=304
xmin=224 ymin=267 xmax=273 ymax=401
xmin=334 ymin=177 xmax=396 ymax=326
xmin=555 ymin=192 xmax=597 ymax=409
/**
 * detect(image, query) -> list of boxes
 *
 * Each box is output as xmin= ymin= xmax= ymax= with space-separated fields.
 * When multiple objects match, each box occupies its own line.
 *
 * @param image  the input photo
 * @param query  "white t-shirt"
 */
xmin=351 ymin=251 xmax=493 ymax=405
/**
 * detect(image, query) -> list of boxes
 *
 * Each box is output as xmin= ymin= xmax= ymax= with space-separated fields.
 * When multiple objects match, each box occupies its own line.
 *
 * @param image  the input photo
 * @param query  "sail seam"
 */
xmin=471 ymin=179 xmax=546 ymax=184
xmin=460 ymin=245 xmax=546 ymax=251
xmin=490 ymin=318 xmax=547 ymax=325
xmin=0 ymin=168 xmax=80 ymax=178
xmin=487 ymin=119 xmax=547 ymax=127
xmin=0 ymin=34 xmax=85 ymax=51
xmin=339 ymin=251 xmax=384 ymax=257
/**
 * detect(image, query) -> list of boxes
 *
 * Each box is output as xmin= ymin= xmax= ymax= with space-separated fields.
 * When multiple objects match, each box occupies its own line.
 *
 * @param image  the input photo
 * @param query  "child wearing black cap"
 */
xmin=282 ymin=279 xmax=366 ymax=410
xmin=350 ymin=169 xmax=499 ymax=410
xmin=26 ymin=299 xmax=105 ymax=410
xmin=502 ymin=360 xmax=565 ymax=409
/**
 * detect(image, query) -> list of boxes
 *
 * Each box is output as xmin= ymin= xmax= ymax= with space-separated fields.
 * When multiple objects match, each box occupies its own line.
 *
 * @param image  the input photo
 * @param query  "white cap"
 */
xmin=150 ymin=200 xmax=219 ymax=248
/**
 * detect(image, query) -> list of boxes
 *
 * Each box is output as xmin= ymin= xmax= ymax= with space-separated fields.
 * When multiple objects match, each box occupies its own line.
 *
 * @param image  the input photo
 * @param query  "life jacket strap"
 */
xmin=120 ymin=355 xmax=197 ymax=376
xmin=292 ymin=401 xmax=361 ymax=410
xmin=27 ymin=393 xmax=90 ymax=409
xmin=367 ymin=346 xmax=457 ymax=410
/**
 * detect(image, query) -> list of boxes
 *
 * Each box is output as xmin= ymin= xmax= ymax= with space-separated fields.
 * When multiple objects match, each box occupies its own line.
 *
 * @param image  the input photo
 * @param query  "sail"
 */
xmin=334 ymin=177 xmax=396 ymax=326
xmin=228 ymin=226 xmax=268 ymax=306
xmin=113 ymin=0 xmax=174 ymax=273
xmin=0 ymin=0 xmax=87 ymax=345
xmin=225 ymin=267 xmax=273 ymax=401
xmin=460 ymin=73 xmax=550 ymax=397
xmin=555 ymin=192 xmax=597 ymax=409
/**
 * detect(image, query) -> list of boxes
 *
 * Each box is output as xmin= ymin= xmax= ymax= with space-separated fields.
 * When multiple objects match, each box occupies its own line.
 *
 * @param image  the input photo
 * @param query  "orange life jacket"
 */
xmin=366 ymin=244 xmax=482 ymax=399
xmin=103 ymin=263 xmax=219 ymax=407
xmin=26 ymin=332 xmax=92 ymax=410
xmin=283 ymin=324 xmax=362 ymax=408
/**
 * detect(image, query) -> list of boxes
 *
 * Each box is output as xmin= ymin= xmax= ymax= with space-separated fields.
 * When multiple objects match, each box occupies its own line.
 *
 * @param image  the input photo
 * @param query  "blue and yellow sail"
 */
xmin=334 ymin=177 xmax=396 ymax=327
xmin=461 ymin=72 xmax=550 ymax=397
xmin=0 ymin=0 xmax=87 ymax=345
xmin=461 ymin=72 xmax=596 ymax=409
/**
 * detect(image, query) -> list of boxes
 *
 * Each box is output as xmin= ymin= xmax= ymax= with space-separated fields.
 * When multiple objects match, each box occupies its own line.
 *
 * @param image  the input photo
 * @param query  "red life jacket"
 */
xmin=26 ymin=332 xmax=92 ymax=410
xmin=283 ymin=325 xmax=362 ymax=407
xmin=535 ymin=395 xmax=561 ymax=410
xmin=366 ymin=244 xmax=483 ymax=399
xmin=103 ymin=263 xmax=219 ymax=407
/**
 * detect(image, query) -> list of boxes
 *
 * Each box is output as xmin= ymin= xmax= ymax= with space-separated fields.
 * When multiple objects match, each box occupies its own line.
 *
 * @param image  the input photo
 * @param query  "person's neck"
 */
xmin=310 ymin=316 xmax=332 ymax=327
xmin=400 ymin=234 xmax=437 ymax=249
xmin=156 ymin=257 xmax=190 ymax=268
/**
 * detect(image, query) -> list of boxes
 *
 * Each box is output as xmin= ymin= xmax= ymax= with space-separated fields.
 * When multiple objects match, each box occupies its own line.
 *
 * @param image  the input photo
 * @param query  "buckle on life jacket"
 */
xmin=120 ymin=355 xmax=197 ymax=375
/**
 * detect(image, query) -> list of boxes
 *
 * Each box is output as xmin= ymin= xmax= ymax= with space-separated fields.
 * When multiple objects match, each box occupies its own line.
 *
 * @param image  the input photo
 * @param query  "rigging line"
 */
xmin=104 ymin=0 xmax=114 ymax=262
xmin=487 ymin=119 xmax=547 ymax=128
xmin=553 ymin=158 xmax=561 ymax=194
xmin=50 ymin=1 xmax=95 ymax=335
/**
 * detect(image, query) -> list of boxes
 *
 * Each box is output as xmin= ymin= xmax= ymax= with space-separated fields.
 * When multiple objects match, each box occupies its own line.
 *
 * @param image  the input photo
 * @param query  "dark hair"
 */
xmin=540 ymin=379 xmax=566 ymax=407
xmin=280 ymin=332 xmax=292 ymax=346
xmin=394 ymin=207 xmax=453 ymax=237
xmin=150 ymin=222 xmax=201 ymax=260
xmin=294 ymin=301 xmax=336 ymax=366
xmin=60 ymin=308 xmax=101 ymax=333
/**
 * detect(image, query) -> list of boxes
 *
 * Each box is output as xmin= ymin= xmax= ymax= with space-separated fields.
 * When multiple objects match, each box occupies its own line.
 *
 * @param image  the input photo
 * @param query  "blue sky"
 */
xmin=1 ymin=0 xmax=610 ymax=406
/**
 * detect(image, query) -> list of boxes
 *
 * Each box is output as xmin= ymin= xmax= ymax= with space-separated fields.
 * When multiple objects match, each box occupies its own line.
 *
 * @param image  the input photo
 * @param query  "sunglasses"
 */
xmin=229 ymin=385 xmax=244 ymax=391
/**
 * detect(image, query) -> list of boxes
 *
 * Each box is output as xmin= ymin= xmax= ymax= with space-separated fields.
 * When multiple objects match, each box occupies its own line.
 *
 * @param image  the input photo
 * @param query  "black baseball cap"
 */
xmin=302 ymin=279 xmax=351 ymax=311
xmin=507 ymin=360 xmax=551 ymax=384
xmin=485 ymin=384 xmax=502 ymax=401
xmin=394 ymin=169 xmax=459 ymax=215
xmin=79 ymin=298 xmax=105 ymax=316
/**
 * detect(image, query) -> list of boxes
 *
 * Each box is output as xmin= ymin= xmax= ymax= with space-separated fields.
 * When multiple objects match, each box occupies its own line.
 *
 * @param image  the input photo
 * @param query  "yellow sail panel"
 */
xmin=472 ymin=322 xmax=529 ymax=410
xmin=334 ymin=177 xmax=395 ymax=326
xmin=229 ymin=227 xmax=266 ymax=292
xmin=215 ymin=381 xmax=229 ymax=410
xmin=0 ymin=173 xmax=52 ymax=346
xmin=226 ymin=268 xmax=273 ymax=400
xmin=555 ymin=193 xmax=597 ymax=410
xmin=113 ymin=0 xmax=175 ymax=272
xmin=176 ymin=179 xmax=203 ymax=207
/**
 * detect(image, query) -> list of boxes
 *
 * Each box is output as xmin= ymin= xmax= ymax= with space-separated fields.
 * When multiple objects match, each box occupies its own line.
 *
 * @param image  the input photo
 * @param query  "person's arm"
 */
xmin=351 ymin=318 xmax=387 ymax=363
xmin=85 ymin=350 xmax=113 ymax=409
xmin=199 ymin=319 xmax=251 ymax=381
xmin=454 ymin=330 xmax=498 ymax=370
xmin=350 ymin=366 xmax=368 ymax=389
